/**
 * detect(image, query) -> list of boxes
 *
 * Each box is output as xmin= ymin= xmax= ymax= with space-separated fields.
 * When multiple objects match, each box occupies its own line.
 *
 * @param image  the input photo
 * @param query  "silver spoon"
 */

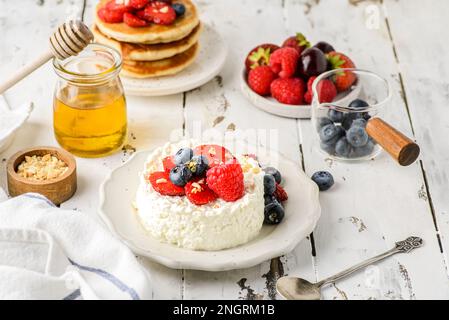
xmin=276 ymin=236 xmax=423 ymax=300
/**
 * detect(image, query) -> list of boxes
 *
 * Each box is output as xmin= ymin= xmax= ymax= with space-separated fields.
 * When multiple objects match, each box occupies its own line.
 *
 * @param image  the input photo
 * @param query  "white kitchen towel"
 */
xmin=0 ymin=191 xmax=153 ymax=300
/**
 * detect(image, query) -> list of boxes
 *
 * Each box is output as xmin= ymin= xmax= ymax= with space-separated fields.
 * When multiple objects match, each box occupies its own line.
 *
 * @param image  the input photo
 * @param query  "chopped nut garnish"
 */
xmin=156 ymin=178 xmax=167 ymax=184
xmin=209 ymin=147 xmax=216 ymax=156
xmin=17 ymin=154 xmax=68 ymax=181
xmin=252 ymin=167 xmax=261 ymax=174
xmin=191 ymin=182 xmax=203 ymax=194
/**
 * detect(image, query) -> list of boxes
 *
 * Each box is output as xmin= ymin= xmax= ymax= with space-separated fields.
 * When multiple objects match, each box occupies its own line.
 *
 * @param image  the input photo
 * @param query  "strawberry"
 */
xmin=135 ymin=9 xmax=147 ymax=20
xmin=282 ymin=33 xmax=311 ymax=55
xmin=98 ymin=7 xmax=124 ymax=23
xmin=248 ymin=66 xmax=277 ymax=96
xmin=105 ymin=0 xmax=132 ymax=14
xmin=245 ymin=44 xmax=280 ymax=71
xmin=128 ymin=0 xmax=149 ymax=10
xmin=269 ymin=47 xmax=300 ymax=79
xmin=304 ymin=90 xmax=313 ymax=104
xmin=147 ymin=171 xmax=185 ymax=196
xmin=123 ymin=12 xmax=150 ymax=27
xmin=316 ymin=79 xmax=337 ymax=103
xmin=162 ymin=156 xmax=176 ymax=173
xmin=274 ymin=183 xmax=288 ymax=202
xmin=307 ymin=76 xmax=317 ymax=92
xmin=185 ymin=177 xmax=218 ymax=205
xmin=270 ymin=78 xmax=305 ymax=105
xmin=326 ymin=51 xmax=356 ymax=92
xmin=193 ymin=145 xmax=235 ymax=168
xmin=206 ymin=162 xmax=245 ymax=202
xmin=144 ymin=1 xmax=176 ymax=25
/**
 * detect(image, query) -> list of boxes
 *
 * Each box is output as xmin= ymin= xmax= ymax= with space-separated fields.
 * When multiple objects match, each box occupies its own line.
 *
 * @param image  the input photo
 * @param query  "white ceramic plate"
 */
xmin=121 ymin=24 xmax=227 ymax=97
xmin=98 ymin=143 xmax=321 ymax=271
xmin=241 ymin=69 xmax=362 ymax=119
xmin=0 ymin=96 xmax=33 ymax=154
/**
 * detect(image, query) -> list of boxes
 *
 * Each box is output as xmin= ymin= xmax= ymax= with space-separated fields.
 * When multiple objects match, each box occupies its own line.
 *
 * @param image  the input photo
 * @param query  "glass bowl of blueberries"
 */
xmin=311 ymin=69 xmax=392 ymax=161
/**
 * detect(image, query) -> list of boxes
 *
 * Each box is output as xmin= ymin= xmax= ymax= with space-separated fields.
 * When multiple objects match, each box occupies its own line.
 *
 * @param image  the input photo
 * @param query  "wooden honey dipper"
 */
xmin=366 ymin=118 xmax=420 ymax=166
xmin=0 ymin=20 xmax=94 ymax=94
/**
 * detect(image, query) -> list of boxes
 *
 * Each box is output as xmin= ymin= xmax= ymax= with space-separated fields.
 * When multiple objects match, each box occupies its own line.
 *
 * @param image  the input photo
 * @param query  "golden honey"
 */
xmin=52 ymin=44 xmax=127 ymax=158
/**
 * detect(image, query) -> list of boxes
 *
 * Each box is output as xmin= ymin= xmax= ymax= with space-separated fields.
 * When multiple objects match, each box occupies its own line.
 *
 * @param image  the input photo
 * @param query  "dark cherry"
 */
xmin=313 ymin=41 xmax=335 ymax=54
xmin=298 ymin=47 xmax=328 ymax=77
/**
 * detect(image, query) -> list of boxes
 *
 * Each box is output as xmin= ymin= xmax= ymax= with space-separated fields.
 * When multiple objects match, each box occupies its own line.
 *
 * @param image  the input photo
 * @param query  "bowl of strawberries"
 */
xmin=241 ymin=33 xmax=361 ymax=119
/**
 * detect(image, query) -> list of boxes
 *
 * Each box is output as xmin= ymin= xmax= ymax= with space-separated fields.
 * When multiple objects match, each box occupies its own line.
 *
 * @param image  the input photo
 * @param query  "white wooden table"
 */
xmin=1 ymin=0 xmax=448 ymax=300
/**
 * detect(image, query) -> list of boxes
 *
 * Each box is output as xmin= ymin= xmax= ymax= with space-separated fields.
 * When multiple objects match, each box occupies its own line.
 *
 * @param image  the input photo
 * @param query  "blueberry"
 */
xmin=319 ymin=124 xmax=340 ymax=143
xmin=347 ymin=126 xmax=369 ymax=147
xmin=320 ymin=141 xmax=336 ymax=155
xmin=351 ymin=118 xmax=367 ymax=128
xmin=169 ymin=164 xmax=193 ymax=186
xmin=311 ymin=171 xmax=334 ymax=191
xmin=316 ymin=117 xmax=333 ymax=132
xmin=350 ymin=141 xmax=375 ymax=158
xmin=263 ymin=167 xmax=282 ymax=184
xmin=187 ymin=155 xmax=209 ymax=176
xmin=335 ymin=137 xmax=352 ymax=157
xmin=264 ymin=174 xmax=276 ymax=195
xmin=264 ymin=200 xmax=285 ymax=225
xmin=172 ymin=3 xmax=186 ymax=16
xmin=264 ymin=194 xmax=277 ymax=206
xmin=174 ymin=148 xmax=193 ymax=165
xmin=349 ymin=99 xmax=369 ymax=109
xmin=328 ymin=109 xmax=344 ymax=123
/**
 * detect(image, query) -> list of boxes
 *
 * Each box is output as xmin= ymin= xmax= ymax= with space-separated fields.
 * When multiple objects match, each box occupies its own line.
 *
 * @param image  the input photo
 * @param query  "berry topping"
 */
xmin=193 ymin=144 xmax=234 ymax=168
xmin=263 ymin=167 xmax=282 ymax=184
xmin=123 ymin=12 xmax=150 ymax=27
xmin=264 ymin=200 xmax=285 ymax=225
xmin=206 ymin=162 xmax=245 ymax=202
xmin=169 ymin=164 xmax=193 ymax=186
xmin=172 ymin=3 xmax=186 ymax=16
xmin=326 ymin=51 xmax=356 ymax=92
xmin=313 ymin=41 xmax=335 ymax=54
xmin=174 ymin=147 xmax=193 ymax=165
xmin=128 ymin=0 xmax=149 ymax=9
xmin=264 ymin=194 xmax=277 ymax=206
xmin=298 ymin=47 xmax=328 ymax=77
xmin=248 ymin=66 xmax=277 ymax=96
xmin=245 ymin=44 xmax=280 ymax=71
xmin=98 ymin=7 xmax=125 ymax=23
xmin=264 ymin=174 xmax=276 ymax=195
xmin=269 ymin=47 xmax=299 ymax=79
xmin=105 ymin=0 xmax=132 ymax=14
xmin=311 ymin=171 xmax=334 ymax=191
xmin=282 ymin=33 xmax=311 ymax=55
xmin=162 ymin=156 xmax=176 ymax=172
xmin=145 ymin=1 xmax=176 ymax=25
xmin=148 ymin=171 xmax=185 ymax=196
xmin=274 ymin=183 xmax=288 ymax=202
xmin=185 ymin=178 xmax=218 ymax=205
xmin=270 ymin=78 xmax=305 ymax=105
xmin=186 ymin=155 xmax=209 ymax=176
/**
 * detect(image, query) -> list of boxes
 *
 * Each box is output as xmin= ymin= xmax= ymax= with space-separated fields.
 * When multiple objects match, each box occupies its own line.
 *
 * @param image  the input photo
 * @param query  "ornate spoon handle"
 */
xmin=316 ymin=236 xmax=423 ymax=287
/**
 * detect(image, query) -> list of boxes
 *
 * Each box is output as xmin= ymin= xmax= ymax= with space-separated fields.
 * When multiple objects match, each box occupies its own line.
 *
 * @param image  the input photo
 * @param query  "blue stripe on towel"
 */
xmin=22 ymin=193 xmax=56 ymax=207
xmin=63 ymin=289 xmax=82 ymax=300
xmin=69 ymin=259 xmax=140 ymax=300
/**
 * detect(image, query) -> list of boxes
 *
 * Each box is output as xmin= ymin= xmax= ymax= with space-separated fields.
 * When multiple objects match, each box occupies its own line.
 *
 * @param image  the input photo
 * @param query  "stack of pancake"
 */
xmin=93 ymin=0 xmax=201 ymax=78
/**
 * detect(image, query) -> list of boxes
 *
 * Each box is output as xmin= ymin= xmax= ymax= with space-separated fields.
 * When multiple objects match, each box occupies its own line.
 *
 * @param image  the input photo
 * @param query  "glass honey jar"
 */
xmin=52 ymin=44 xmax=127 ymax=158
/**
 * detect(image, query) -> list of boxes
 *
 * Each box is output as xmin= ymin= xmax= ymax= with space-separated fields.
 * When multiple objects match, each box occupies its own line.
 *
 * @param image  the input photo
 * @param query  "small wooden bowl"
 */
xmin=7 ymin=146 xmax=77 ymax=205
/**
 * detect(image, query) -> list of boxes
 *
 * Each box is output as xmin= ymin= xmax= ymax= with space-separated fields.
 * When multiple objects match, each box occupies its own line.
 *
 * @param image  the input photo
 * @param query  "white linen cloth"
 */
xmin=0 ymin=189 xmax=152 ymax=300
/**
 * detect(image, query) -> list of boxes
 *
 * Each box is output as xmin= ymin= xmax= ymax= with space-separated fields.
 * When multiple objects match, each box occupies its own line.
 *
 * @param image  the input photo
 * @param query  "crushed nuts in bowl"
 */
xmin=17 ymin=154 xmax=68 ymax=181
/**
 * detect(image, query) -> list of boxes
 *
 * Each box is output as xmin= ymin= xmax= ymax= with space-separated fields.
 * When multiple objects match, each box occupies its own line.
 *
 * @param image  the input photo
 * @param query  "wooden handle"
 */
xmin=0 ymin=20 xmax=93 ymax=95
xmin=366 ymin=118 xmax=420 ymax=166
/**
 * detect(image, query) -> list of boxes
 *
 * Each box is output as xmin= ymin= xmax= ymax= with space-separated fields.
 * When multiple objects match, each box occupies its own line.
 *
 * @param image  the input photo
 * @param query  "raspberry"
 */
xmin=248 ymin=66 xmax=277 ymax=96
xmin=148 ymin=171 xmax=185 ymax=196
xmin=269 ymin=47 xmax=299 ymax=79
xmin=185 ymin=177 xmax=218 ymax=205
xmin=162 ymin=156 xmax=176 ymax=173
xmin=123 ymin=12 xmax=150 ymax=27
xmin=206 ymin=162 xmax=245 ymax=202
xmin=128 ymin=0 xmax=149 ymax=10
xmin=270 ymin=78 xmax=305 ymax=105
xmin=193 ymin=145 xmax=235 ymax=168
xmin=274 ymin=183 xmax=288 ymax=202
xmin=98 ymin=8 xmax=124 ymax=23
xmin=144 ymin=1 xmax=176 ymax=25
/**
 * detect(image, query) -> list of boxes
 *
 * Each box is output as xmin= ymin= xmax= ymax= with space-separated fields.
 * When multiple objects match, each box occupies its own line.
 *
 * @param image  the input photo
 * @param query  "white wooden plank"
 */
xmin=285 ymin=0 xmax=449 ymax=299
xmin=181 ymin=0 xmax=315 ymax=300
xmin=384 ymin=0 xmax=449 ymax=287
